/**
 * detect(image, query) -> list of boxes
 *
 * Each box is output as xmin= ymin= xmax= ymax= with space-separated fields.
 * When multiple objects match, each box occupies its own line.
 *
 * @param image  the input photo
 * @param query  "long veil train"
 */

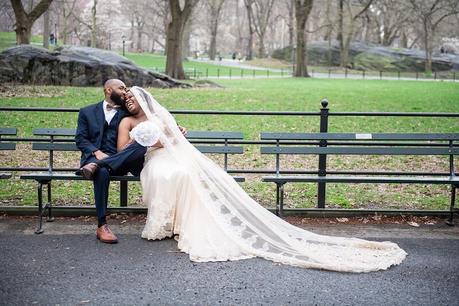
xmin=130 ymin=86 xmax=407 ymax=273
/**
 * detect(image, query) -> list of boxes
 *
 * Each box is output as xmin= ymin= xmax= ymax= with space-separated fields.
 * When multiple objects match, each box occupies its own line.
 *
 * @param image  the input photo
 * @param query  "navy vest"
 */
xmin=99 ymin=112 xmax=120 ymax=155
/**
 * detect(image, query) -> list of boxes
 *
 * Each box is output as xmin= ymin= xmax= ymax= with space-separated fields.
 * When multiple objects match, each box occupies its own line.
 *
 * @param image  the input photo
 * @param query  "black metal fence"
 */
xmin=1 ymin=103 xmax=458 ymax=214
xmin=151 ymin=66 xmax=459 ymax=81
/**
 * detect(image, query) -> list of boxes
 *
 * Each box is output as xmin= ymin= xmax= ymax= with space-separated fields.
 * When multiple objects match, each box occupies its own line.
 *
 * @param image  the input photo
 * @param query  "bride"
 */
xmin=117 ymin=86 xmax=407 ymax=273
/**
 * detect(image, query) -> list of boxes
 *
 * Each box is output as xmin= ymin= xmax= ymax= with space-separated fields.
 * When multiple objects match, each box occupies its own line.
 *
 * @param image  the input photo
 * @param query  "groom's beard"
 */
xmin=111 ymin=91 xmax=125 ymax=107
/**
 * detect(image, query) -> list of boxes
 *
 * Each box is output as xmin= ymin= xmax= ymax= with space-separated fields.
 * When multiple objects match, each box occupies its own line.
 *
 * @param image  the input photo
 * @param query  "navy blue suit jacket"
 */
xmin=75 ymin=101 xmax=127 ymax=166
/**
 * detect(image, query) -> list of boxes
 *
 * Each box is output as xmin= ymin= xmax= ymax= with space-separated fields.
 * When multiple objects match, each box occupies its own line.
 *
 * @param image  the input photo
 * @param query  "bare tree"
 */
xmin=286 ymin=0 xmax=294 ymax=46
xmin=337 ymin=0 xmax=374 ymax=67
xmin=369 ymin=0 xmax=412 ymax=46
xmin=251 ymin=0 xmax=276 ymax=58
xmin=58 ymin=0 xmax=78 ymax=45
xmin=205 ymin=0 xmax=226 ymax=60
xmin=10 ymin=0 xmax=54 ymax=44
xmin=244 ymin=0 xmax=255 ymax=60
xmin=294 ymin=0 xmax=314 ymax=77
xmin=90 ymin=0 xmax=97 ymax=47
xmin=165 ymin=0 xmax=199 ymax=79
xmin=0 ymin=1 xmax=15 ymax=31
xmin=407 ymin=0 xmax=459 ymax=72
xmin=43 ymin=6 xmax=50 ymax=48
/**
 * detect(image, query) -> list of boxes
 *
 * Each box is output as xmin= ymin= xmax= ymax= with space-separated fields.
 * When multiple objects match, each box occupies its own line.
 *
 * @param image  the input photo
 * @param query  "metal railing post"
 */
xmin=317 ymin=99 xmax=329 ymax=209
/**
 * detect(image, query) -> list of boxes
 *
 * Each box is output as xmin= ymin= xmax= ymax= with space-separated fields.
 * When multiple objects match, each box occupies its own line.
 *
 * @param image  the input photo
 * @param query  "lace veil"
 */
xmin=129 ymin=86 xmax=407 ymax=273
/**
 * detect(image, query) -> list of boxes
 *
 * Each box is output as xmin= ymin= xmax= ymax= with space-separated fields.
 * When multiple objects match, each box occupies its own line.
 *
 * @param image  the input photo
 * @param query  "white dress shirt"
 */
xmin=103 ymin=100 xmax=118 ymax=125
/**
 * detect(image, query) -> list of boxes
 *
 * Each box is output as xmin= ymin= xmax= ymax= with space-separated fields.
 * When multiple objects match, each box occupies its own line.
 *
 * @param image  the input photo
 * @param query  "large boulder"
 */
xmin=272 ymin=41 xmax=459 ymax=72
xmin=0 ymin=45 xmax=190 ymax=88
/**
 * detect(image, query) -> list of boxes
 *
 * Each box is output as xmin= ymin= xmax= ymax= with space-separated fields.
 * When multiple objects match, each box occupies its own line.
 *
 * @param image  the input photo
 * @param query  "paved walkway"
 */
xmin=1 ymin=216 xmax=458 ymax=305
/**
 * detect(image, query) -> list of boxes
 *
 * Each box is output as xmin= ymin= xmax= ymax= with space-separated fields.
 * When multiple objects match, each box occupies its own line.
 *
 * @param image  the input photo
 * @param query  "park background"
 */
xmin=0 ymin=0 xmax=458 ymax=212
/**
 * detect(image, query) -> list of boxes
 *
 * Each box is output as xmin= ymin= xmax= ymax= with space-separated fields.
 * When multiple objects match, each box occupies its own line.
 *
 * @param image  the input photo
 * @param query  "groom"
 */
xmin=76 ymin=79 xmax=147 ymax=244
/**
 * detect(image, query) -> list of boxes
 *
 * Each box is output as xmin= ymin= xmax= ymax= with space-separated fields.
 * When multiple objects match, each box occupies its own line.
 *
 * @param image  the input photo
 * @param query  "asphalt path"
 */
xmin=1 ymin=217 xmax=458 ymax=306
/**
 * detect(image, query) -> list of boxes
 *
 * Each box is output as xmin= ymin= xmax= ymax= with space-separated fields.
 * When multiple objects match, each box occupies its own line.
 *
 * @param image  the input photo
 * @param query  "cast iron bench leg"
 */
xmin=275 ymin=182 xmax=280 ymax=216
xmin=446 ymin=184 xmax=456 ymax=226
xmin=35 ymin=182 xmax=45 ymax=234
xmin=278 ymin=182 xmax=286 ymax=218
xmin=46 ymin=182 xmax=54 ymax=222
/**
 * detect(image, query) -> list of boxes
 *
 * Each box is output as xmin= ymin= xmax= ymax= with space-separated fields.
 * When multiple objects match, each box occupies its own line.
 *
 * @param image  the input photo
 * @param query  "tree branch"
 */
xmin=353 ymin=0 xmax=374 ymax=21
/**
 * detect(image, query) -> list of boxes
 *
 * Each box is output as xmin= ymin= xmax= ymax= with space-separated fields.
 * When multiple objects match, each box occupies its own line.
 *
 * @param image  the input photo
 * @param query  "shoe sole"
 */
xmin=97 ymin=235 xmax=118 ymax=244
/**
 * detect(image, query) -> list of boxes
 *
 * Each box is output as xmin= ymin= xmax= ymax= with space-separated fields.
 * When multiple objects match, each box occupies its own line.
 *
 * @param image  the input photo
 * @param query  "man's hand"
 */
xmin=93 ymin=150 xmax=109 ymax=160
xmin=178 ymin=125 xmax=187 ymax=136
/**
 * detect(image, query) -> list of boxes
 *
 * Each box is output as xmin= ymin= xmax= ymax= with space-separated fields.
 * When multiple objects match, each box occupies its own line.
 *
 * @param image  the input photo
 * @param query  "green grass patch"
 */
xmin=0 ymin=31 xmax=43 ymax=51
xmin=124 ymin=52 xmax=284 ymax=77
xmin=0 ymin=78 xmax=458 ymax=210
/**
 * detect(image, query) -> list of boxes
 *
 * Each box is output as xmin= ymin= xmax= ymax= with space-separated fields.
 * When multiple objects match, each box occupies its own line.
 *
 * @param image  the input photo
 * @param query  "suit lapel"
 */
xmin=95 ymin=102 xmax=105 ymax=145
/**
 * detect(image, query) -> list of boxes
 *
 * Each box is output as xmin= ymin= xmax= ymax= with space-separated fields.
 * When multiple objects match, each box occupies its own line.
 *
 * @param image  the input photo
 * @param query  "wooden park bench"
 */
xmin=260 ymin=132 xmax=459 ymax=224
xmin=0 ymin=128 xmax=17 ymax=179
xmin=20 ymin=128 xmax=245 ymax=234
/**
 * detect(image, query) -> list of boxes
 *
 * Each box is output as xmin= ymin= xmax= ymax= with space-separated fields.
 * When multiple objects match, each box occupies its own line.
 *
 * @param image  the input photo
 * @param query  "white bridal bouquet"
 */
xmin=129 ymin=121 xmax=161 ymax=147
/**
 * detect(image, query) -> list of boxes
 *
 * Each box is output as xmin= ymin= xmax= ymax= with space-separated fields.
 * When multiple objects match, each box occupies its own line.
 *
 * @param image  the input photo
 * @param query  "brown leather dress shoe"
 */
xmin=96 ymin=224 xmax=118 ymax=244
xmin=80 ymin=162 xmax=99 ymax=180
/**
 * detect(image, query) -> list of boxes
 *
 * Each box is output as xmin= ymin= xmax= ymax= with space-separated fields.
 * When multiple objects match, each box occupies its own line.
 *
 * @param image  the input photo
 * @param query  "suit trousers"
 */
xmin=85 ymin=142 xmax=147 ymax=225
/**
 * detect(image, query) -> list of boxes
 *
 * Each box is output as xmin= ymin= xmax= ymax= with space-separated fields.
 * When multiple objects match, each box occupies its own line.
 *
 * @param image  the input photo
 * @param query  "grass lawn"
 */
xmin=125 ymin=52 xmax=285 ymax=77
xmin=0 ymin=78 xmax=458 ymax=210
xmin=0 ymin=32 xmax=43 ymax=50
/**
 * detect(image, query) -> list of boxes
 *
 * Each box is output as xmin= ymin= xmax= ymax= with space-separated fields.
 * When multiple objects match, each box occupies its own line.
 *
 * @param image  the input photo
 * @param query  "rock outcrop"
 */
xmin=273 ymin=41 xmax=459 ymax=72
xmin=0 ymin=45 xmax=190 ymax=88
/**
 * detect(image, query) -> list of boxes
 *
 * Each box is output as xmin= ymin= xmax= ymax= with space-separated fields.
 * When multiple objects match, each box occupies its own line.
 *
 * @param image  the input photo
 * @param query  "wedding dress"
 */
xmin=129 ymin=86 xmax=407 ymax=273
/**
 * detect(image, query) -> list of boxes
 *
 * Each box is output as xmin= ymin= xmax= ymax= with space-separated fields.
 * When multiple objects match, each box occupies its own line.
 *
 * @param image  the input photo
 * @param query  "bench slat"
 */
xmin=0 ymin=128 xmax=17 ymax=135
xmin=0 ymin=143 xmax=16 ymax=150
xmin=261 ymin=146 xmax=459 ymax=155
xmin=262 ymin=175 xmax=459 ymax=184
xmin=186 ymin=131 xmax=243 ymax=139
xmin=32 ymin=129 xmax=244 ymax=139
xmin=32 ymin=143 xmax=79 ymax=151
xmin=194 ymin=146 xmax=243 ymax=154
xmin=261 ymin=132 xmax=459 ymax=141
xmin=21 ymin=172 xmax=245 ymax=182
xmin=33 ymin=128 xmax=76 ymax=136
xmin=0 ymin=173 xmax=12 ymax=179
xmin=31 ymin=142 xmax=244 ymax=154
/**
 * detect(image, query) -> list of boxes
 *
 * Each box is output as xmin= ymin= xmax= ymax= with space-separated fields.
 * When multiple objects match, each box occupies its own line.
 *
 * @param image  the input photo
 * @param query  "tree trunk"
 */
xmin=182 ymin=19 xmax=192 ymax=60
xmin=423 ymin=21 xmax=432 ymax=73
xmin=11 ymin=0 xmax=54 ymax=45
xmin=294 ymin=0 xmax=314 ymax=77
xmin=288 ymin=0 xmax=294 ymax=46
xmin=166 ymin=19 xmax=185 ymax=79
xmin=400 ymin=31 xmax=408 ymax=48
xmin=207 ymin=0 xmax=225 ymax=61
xmin=165 ymin=0 xmax=197 ymax=79
xmin=244 ymin=0 xmax=254 ymax=60
xmin=62 ymin=6 xmax=68 ymax=44
xmin=43 ymin=8 xmax=50 ymax=48
xmin=91 ymin=0 xmax=97 ymax=48
xmin=209 ymin=25 xmax=217 ymax=60
xmin=137 ymin=22 xmax=142 ymax=51
xmin=258 ymin=36 xmax=265 ymax=58
xmin=337 ymin=0 xmax=346 ymax=67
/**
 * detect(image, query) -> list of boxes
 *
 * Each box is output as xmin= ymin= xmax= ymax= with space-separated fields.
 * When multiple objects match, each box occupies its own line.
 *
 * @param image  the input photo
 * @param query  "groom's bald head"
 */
xmin=103 ymin=79 xmax=127 ymax=106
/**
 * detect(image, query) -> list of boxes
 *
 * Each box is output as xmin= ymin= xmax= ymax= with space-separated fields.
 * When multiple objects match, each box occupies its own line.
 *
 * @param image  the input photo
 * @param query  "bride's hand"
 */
xmin=178 ymin=125 xmax=187 ymax=136
xmin=121 ymin=138 xmax=135 ymax=150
